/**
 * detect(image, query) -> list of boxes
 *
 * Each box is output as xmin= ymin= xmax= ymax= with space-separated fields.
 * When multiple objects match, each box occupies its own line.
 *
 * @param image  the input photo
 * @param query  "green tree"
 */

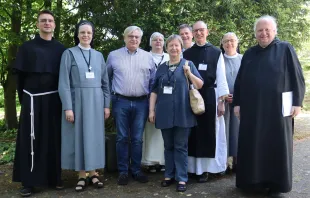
xmin=0 ymin=0 xmax=73 ymax=129
xmin=0 ymin=0 xmax=309 ymax=130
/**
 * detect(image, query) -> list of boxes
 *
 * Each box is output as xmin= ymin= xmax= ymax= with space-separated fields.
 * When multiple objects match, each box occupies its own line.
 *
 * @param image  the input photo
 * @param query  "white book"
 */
xmin=282 ymin=91 xmax=293 ymax=117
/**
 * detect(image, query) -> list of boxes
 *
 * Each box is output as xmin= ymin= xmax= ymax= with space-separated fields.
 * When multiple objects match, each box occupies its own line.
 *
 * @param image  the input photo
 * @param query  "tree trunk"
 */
xmin=44 ymin=0 xmax=52 ymax=9
xmin=54 ymin=0 xmax=62 ymax=40
xmin=3 ymin=0 xmax=22 ymax=129
xmin=3 ymin=68 xmax=17 ymax=129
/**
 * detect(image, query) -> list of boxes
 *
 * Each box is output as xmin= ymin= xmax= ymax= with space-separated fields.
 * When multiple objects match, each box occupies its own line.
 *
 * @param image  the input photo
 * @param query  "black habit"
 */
xmin=12 ymin=35 xmax=66 ymax=187
xmin=183 ymin=43 xmax=221 ymax=158
xmin=233 ymin=38 xmax=305 ymax=192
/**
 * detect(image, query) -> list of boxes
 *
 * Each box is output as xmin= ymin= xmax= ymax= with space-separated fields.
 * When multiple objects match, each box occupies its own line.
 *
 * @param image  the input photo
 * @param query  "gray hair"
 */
xmin=193 ymin=21 xmax=208 ymax=30
xmin=149 ymin=32 xmax=165 ymax=47
xmin=221 ymin=32 xmax=239 ymax=44
xmin=165 ymin=34 xmax=183 ymax=49
xmin=179 ymin=24 xmax=192 ymax=32
xmin=254 ymin=15 xmax=278 ymax=34
xmin=123 ymin=26 xmax=143 ymax=38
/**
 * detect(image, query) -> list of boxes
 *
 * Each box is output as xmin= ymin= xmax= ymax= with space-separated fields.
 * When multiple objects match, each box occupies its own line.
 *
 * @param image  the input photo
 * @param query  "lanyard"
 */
xmin=79 ymin=47 xmax=92 ymax=72
xmin=155 ymin=55 xmax=164 ymax=69
xmin=166 ymin=61 xmax=181 ymax=85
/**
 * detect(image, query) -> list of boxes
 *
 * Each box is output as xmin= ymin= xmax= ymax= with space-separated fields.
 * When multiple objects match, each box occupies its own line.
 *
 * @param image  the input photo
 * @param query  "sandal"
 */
xmin=89 ymin=175 xmax=104 ymax=188
xmin=75 ymin=178 xmax=87 ymax=192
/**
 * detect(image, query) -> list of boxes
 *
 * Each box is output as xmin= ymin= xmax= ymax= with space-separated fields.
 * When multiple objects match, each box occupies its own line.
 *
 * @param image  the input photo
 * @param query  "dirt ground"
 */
xmin=0 ymin=113 xmax=309 ymax=198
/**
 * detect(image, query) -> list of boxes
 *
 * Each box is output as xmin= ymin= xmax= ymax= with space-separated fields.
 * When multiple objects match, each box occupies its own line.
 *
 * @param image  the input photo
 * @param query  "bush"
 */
xmin=0 ymin=126 xmax=17 ymax=164
xmin=0 ymin=142 xmax=16 ymax=165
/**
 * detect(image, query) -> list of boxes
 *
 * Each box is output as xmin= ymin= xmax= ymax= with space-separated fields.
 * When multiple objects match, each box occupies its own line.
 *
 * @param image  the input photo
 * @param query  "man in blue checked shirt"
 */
xmin=106 ymin=25 xmax=155 ymax=186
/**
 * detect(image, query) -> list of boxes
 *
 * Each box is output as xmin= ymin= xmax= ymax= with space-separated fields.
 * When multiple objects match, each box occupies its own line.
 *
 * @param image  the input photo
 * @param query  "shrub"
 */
xmin=0 ymin=126 xmax=17 ymax=165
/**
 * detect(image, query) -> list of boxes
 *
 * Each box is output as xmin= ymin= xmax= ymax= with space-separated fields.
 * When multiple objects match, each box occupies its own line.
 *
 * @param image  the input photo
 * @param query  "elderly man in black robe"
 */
xmin=12 ymin=10 xmax=65 ymax=197
xmin=233 ymin=15 xmax=305 ymax=196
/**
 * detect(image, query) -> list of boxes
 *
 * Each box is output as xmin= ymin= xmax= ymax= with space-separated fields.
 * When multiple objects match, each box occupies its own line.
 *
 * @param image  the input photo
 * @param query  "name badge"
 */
xmin=85 ymin=72 xmax=95 ymax=79
xmin=198 ymin=64 xmax=208 ymax=71
xmin=163 ymin=86 xmax=173 ymax=94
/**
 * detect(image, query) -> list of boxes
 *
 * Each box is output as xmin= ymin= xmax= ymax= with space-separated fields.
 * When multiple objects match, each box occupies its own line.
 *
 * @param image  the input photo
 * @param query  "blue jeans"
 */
xmin=112 ymin=95 xmax=148 ymax=175
xmin=161 ymin=127 xmax=190 ymax=182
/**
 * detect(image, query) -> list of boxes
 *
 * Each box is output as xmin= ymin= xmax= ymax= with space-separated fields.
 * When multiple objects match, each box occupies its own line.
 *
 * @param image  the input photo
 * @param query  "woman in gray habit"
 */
xmin=221 ymin=32 xmax=242 ymax=172
xmin=58 ymin=20 xmax=110 ymax=192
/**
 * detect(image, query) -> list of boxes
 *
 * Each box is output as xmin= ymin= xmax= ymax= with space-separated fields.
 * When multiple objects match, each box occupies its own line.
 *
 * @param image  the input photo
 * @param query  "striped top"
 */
xmin=106 ymin=47 xmax=156 ymax=97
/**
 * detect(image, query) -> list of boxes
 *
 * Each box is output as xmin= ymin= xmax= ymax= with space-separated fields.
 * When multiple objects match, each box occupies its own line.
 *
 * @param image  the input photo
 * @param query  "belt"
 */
xmin=23 ymin=89 xmax=58 ymax=172
xmin=112 ymin=92 xmax=148 ymax=100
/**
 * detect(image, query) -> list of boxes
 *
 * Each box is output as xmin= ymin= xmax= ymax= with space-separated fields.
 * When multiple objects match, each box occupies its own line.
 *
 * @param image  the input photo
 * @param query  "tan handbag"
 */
xmin=184 ymin=61 xmax=205 ymax=115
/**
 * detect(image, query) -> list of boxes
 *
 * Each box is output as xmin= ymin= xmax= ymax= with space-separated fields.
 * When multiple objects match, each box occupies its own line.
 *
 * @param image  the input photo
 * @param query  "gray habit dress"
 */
xmin=223 ymin=53 xmax=242 ymax=157
xmin=58 ymin=46 xmax=110 ymax=171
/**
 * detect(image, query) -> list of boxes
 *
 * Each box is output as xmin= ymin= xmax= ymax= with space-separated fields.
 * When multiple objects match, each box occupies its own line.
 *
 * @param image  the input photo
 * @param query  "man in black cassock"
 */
xmin=233 ymin=15 xmax=305 ymax=195
xmin=12 ymin=10 xmax=65 ymax=197
xmin=183 ymin=21 xmax=229 ymax=183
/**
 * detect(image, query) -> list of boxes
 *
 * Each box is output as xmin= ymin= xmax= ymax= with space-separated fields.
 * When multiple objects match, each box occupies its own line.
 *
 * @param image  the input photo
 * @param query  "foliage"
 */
xmin=0 ymin=119 xmax=17 ymax=164
xmin=0 ymin=142 xmax=16 ymax=164
xmin=0 ymin=0 xmax=309 ymax=128
xmin=74 ymin=0 xmax=310 ymax=54
xmin=0 ymin=88 xmax=20 ymax=109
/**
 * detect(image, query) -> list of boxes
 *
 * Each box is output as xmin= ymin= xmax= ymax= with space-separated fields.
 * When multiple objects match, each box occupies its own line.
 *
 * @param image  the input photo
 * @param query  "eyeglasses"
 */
xmin=152 ymin=38 xmax=163 ymax=42
xmin=193 ymin=28 xmax=206 ymax=33
xmin=223 ymin=39 xmax=237 ymax=44
xmin=39 ymin=19 xmax=54 ymax=23
xmin=128 ymin=35 xmax=140 ymax=40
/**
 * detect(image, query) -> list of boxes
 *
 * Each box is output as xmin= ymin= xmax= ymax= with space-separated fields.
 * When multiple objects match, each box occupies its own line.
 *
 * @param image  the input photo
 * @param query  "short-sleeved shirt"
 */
xmin=152 ymin=58 xmax=203 ymax=129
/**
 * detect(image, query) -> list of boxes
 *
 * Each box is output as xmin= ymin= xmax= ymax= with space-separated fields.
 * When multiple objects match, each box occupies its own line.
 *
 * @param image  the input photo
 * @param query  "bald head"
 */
xmin=192 ymin=21 xmax=209 ymax=45
xmin=193 ymin=21 xmax=208 ymax=29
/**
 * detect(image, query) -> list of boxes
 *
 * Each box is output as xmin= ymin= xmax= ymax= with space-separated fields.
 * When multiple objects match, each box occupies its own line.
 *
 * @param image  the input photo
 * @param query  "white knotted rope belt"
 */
xmin=23 ymin=89 xmax=58 ymax=172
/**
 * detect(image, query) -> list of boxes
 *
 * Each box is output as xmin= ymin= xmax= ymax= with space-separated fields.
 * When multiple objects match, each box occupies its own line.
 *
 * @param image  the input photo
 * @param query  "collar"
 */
xmin=125 ymin=47 xmax=138 ymax=54
xmin=182 ymin=42 xmax=195 ymax=51
xmin=224 ymin=53 xmax=239 ymax=59
xmin=150 ymin=51 xmax=164 ymax=56
xmin=192 ymin=42 xmax=212 ymax=48
xmin=196 ymin=42 xmax=208 ymax=47
xmin=78 ymin=43 xmax=91 ymax=50
xmin=34 ymin=34 xmax=54 ymax=45
xmin=256 ymin=37 xmax=280 ymax=50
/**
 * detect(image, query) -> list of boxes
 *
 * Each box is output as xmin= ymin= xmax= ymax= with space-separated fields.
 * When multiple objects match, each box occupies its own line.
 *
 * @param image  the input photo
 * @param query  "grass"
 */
xmin=302 ymin=70 xmax=310 ymax=111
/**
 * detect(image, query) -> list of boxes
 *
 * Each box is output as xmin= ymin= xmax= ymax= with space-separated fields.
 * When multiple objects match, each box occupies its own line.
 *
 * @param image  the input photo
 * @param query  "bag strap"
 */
xmin=184 ymin=60 xmax=192 ymax=90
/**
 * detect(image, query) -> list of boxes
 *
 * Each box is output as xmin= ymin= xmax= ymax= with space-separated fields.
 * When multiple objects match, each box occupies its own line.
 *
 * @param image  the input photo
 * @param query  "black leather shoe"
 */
xmin=117 ymin=174 xmax=129 ymax=185
xmin=268 ymin=189 xmax=282 ymax=197
xmin=20 ymin=187 xmax=33 ymax=197
xmin=132 ymin=172 xmax=149 ymax=183
xmin=161 ymin=178 xmax=175 ymax=187
xmin=197 ymin=172 xmax=208 ymax=183
xmin=176 ymin=183 xmax=187 ymax=192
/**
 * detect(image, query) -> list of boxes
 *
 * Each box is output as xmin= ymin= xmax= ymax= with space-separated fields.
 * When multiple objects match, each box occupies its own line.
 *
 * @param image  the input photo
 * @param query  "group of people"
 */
xmin=12 ymin=9 xmax=305 ymax=197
